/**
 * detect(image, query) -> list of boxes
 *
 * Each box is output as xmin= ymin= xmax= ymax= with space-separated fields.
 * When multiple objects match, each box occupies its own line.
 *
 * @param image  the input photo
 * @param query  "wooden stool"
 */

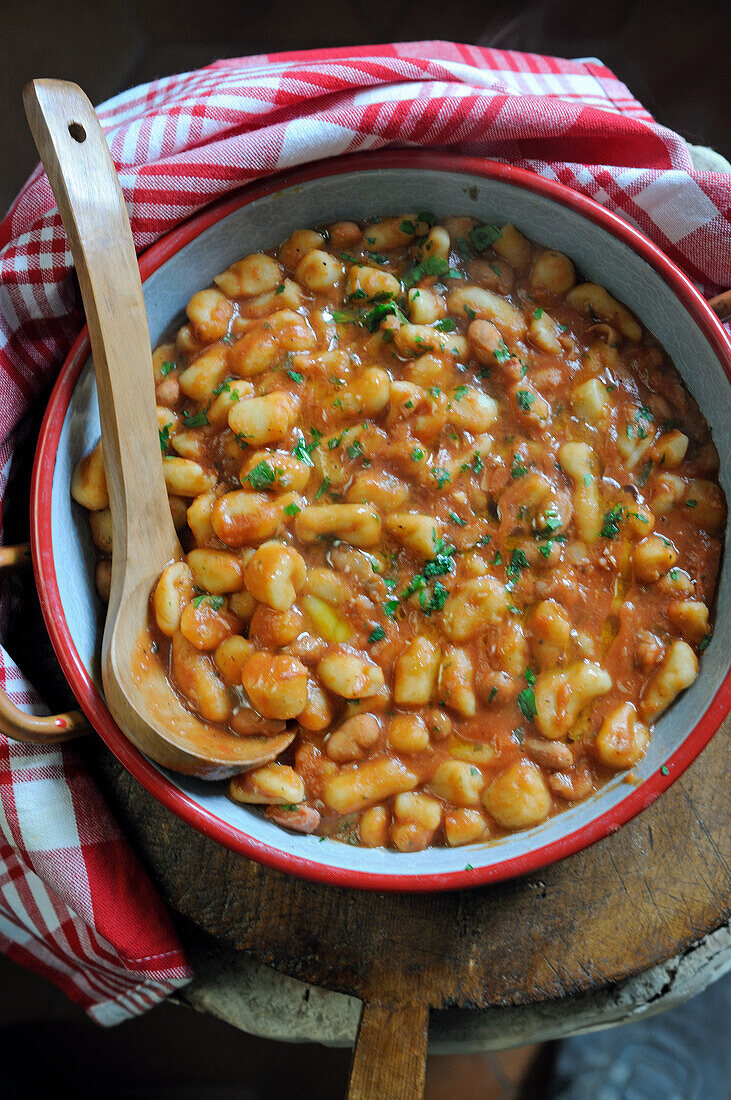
xmin=87 ymin=715 xmax=730 ymax=1099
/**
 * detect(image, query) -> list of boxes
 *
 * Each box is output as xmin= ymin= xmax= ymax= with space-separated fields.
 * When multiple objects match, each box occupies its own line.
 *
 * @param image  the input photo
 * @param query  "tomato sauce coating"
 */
xmin=72 ymin=213 xmax=725 ymax=851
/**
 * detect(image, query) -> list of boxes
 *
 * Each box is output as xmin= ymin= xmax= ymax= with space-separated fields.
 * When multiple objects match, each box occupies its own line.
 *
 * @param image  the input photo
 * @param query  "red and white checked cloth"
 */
xmin=0 ymin=41 xmax=729 ymax=1025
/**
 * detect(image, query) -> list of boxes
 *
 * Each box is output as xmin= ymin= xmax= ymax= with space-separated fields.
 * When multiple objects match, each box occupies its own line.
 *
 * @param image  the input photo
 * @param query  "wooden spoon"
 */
xmin=23 ymin=79 xmax=294 ymax=777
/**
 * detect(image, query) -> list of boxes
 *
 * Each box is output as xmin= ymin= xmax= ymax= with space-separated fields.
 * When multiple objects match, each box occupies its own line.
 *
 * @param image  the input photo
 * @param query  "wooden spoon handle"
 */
xmin=347 ymin=999 xmax=429 ymax=1100
xmin=22 ymin=79 xmax=177 ymax=589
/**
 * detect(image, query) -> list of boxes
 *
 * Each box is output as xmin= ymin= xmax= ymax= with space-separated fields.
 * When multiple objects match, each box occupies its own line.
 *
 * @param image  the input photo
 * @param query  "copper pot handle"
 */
xmin=0 ymin=544 xmax=89 ymax=743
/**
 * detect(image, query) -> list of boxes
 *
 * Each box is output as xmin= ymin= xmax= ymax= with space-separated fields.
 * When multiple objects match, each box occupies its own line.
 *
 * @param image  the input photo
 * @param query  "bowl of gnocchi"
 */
xmin=33 ymin=151 xmax=731 ymax=890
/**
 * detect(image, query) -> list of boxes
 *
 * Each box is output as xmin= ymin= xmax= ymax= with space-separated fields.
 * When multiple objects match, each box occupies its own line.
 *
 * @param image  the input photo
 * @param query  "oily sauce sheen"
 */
xmin=72 ymin=214 xmax=726 ymax=851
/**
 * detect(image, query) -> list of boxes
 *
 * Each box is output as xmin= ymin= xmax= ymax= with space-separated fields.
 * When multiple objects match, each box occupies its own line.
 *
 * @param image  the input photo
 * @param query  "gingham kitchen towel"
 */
xmin=1 ymin=41 xmax=729 ymax=1024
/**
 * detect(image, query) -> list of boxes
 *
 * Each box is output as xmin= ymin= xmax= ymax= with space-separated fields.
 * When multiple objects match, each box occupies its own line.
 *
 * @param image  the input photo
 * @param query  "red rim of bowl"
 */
xmin=31 ymin=150 xmax=731 ymax=893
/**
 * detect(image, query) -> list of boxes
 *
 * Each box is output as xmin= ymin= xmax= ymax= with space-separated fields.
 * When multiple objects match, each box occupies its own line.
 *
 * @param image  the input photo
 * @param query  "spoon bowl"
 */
xmin=23 ymin=78 xmax=293 ymax=777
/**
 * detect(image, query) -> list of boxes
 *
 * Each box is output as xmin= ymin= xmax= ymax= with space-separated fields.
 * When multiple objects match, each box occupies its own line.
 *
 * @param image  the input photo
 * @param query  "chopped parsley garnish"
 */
xmin=347 ymin=439 xmax=364 ymax=460
xmin=192 ymin=594 xmax=224 ymax=611
xmin=158 ymin=424 xmax=171 ymax=454
xmin=400 ymin=219 xmax=416 ymax=234
xmin=182 ymin=408 xmax=208 ymax=428
xmin=453 ymin=384 xmax=468 ymax=401
xmin=455 ymin=236 xmax=471 ymax=259
xmin=516 ymin=389 xmax=535 ymax=412
xmin=411 ymin=448 xmax=424 ymax=462
xmin=557 ymin=322 xmax=567 ymax=333
xmin=517 ymin=687 xmax=537 ymax=722
xmin=472 ymin=452 xmax=484 ymax=474
xmin=361 ymin=300 xmax=407 ymax=331
xmin=286 ymin=369 xmax=304 ymax=384
xmin=368 ymin=625 xmax=386 ymax=644
xmin=686 ymin=498 xmax=697 ymax=508
xmin=511 ymin=453 xmax=528 ymax=479
xmin=275 ymin=283 xmax=285 ymax=294
xmin=331 ymin=310 xmax=355 ymax=323
xmin=315 ymin=477 xmax=331 ymax=500
xmin=403 ymin=255 xmax=449 ymax=288
xmin=291 ymin=436 xmax=315 ymax=466
xmin=638 ymin=460 xmax=653 ymax=487
xmin=464 ymin=305 xmax=476 ymax=322
xmin=698 ymin=636 xmax=711 ymax=653
xmin=506 ymin=547 xmax=529 ymax=586
xmin=160 ymin=360 xmax=177 ymax=376
xmin=538 ymin=507 xmax=562 ymax=536
xmin=435 ymin=318 xmax=457 ymax=332
xmin=284 ymin=502 xmax=301 ymax=517
xmin=382 ymin=597 xmax=400 ymax=619
xmin=367 ymin=251 xmax=390 ymax=264
xmin=432 ymin=467 xmax=451 ymax=488
xmin=246 ymin=460 xmax=276 ymax=490
xmin=525 ymin=667 xmax=536 ymax=686
xmin=328 ymin=430 xmax=348 ymax=450
xmin=449 ymin=511 xmax=467 ymax=526
xmin=660 ymin=765 xmax=669 ymax=776
xmin=212 ymin=380 xmax=238 ymax=398
xmin=469 ymin=223 xmax=502 ymax=251
xmin=418 ymin=210 xmax=436 ymax=226
xmin=494 ymin=550 xmax=503 ymax=565
xmin=488 ymin=687 xmax=498 ymax=703
xmin=601 ymin=504 xmax=625 ymax=539
xmin=532 ymin=307 xmax=544 ymax=320
xmin=493 ymin=341 xmax=512 ymax=364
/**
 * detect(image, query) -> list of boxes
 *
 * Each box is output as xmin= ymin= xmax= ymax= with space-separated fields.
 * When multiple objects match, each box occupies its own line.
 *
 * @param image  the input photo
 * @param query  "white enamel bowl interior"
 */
xmin=50 ymin=167 xmax=730 ymax=883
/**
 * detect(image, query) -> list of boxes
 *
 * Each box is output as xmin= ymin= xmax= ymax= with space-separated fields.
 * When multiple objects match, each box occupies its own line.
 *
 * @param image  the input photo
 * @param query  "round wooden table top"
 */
xmin=87 ymin=713 xmax=730 ymax=1098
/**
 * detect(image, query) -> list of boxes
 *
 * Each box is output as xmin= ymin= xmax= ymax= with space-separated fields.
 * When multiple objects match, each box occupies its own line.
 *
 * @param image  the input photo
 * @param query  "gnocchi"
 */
xmin=74 ymin=211 xmax=724 ymax=849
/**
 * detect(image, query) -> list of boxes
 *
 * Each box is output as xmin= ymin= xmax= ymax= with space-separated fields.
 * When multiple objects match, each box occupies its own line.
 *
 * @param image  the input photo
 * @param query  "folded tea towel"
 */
xmin=0 ymin=41 xmax=729 ymax=1025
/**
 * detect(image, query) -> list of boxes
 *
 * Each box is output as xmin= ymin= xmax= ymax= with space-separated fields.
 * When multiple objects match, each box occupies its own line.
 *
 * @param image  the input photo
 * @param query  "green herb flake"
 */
xmin=291 ymin=437 xmax=315 ymax=466
xmin=517 ymin=688 xmax=537 ymax=722
xmin=400 ymin=219 xmax=416 ymax=235
xmin=698 ymin=635 xmax=711 ymax=653
xmin=192 ymin=594 xmax=224 ymax=611
xmin=601 ymin=504 xmax=625 ymax=539
xmin=286 ymin=369 xmax=304 ymax=385
xmin=432 ymin=467 xmax=451 ymax=488
xmin=557 ymin=322 xmax=567 ymax=333
xmin=158 ymin=424 xmax=171 ymax=454
xmin=488 ymin=686 xmax=498 ymax=704
xmin=246 ymin=460 xmax=276 ymax=491
xmin=275 ymin=283 xmax=285 ymax=295
xmin=404 ymin=255 xmax=449 ymax=289
xmin=532 ymin=307 xmax=544 ymax=320
xmin=284 ymin=502 xmax=301 ymax=517
xmin=494 ymin=550 xmax=503 ymax=565
xmin=516 ymin=389 xmax=535 ymax=412
xmin=368 ymin=625 xmax=386 ymax=644
xmin=469 ymin=223 xmax=502 ymax=251
xmin=493 ymin=341 xmax=512 ymax=364
xmin=382 ymin=597 xmax=400 ymax=619
xmin=506 ymin=547 xmax=529 ymax=585
xmin=511 ymin=454 xmax=528 ymax=479
xmin=315 ymin=477 xmax=332 ymax=500
xmin=160 ymin=360 xmax=177 ymax=377
xmin=464 ymin=305 xmax=477 ymax=322
xmin=455 ymin=236 xmax=471 ymax=259
xmin=347 ymin=439 xmax=364 ymax=461
xmin=686 ymin=499 xmax=697 ymax=508
xmin=449 ymin=511 xmax=467 ymax=526
xmin=181 ymin=408 xmax=208 ymax=428
xmin=638 ymin=460 xmax=653 ymax=487
xmin=453 ymin=384 xmax=469 ymax=401
xmin=411 ymin=448 xmax=424 ymax=462
xmin=331 ymin=310 xmax=354 ymax=323
xmin=660 ymin=765 xmax=669 ymax=776
xmin=418 ymin=210 xmax=436 ymax=226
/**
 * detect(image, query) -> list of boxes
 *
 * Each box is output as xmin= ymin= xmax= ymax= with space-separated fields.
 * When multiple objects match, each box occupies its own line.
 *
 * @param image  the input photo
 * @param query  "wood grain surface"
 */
xmin=88 ymin=715 xmax=729 ymax=1012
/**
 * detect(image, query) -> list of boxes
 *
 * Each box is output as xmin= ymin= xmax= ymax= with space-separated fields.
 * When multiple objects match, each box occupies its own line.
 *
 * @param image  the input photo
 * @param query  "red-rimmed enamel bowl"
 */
xmin=31 ymin=152 xmax=731 ymax=892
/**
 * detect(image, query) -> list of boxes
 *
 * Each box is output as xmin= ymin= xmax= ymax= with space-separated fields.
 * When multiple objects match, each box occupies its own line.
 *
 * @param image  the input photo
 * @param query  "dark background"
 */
xmin=0 ymin=1 xmax=728 ymax=1097
xmin=1 ymin=0 xmax=729 ymax=213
